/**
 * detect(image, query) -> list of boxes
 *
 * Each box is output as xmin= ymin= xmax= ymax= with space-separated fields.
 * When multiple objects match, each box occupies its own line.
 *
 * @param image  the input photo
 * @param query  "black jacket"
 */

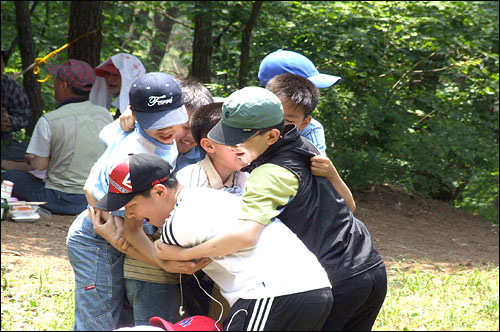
xmin=242 ymin=125 xmax=383 ymax=284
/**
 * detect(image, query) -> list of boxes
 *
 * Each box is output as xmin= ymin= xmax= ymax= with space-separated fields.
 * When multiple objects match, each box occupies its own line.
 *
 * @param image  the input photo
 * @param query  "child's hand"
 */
xmin=310 ymin=154 xmax=336 ymax=181
xmin=119 ymin=105 xmax=135 ymax=132
xmin=89 ymin=206 xmax=130 ymax=253
xmin=154 ymin=239 xmax=190 ymax=261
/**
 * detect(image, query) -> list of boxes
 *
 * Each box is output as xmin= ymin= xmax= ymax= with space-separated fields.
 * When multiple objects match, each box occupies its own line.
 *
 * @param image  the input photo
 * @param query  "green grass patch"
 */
xmin=374 ymin=263 xmax=499 ymax=331
xmin=1 ymin=264 xmax=74 ymax=331
xmin=1 ymin=262 xmax=498 ymax=330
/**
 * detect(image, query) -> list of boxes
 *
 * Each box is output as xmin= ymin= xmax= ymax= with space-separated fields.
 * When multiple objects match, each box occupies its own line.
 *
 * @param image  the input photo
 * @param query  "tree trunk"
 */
xmin=67 ymin=1 xmax=103 ymax=68
xmin=238 ymin=1 xmax=263 ymax=88
xmin=191 ymin=5 xmax=213 ymax=83
xmin=15 ymin=1 xmax=42 ymax=136
xmin=149 ymin=7 xmax=180 ymax=71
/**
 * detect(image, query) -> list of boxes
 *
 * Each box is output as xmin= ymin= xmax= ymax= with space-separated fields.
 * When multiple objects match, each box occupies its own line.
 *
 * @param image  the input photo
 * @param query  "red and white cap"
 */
xmin=149 ymin=315 xmax=221 ymax=331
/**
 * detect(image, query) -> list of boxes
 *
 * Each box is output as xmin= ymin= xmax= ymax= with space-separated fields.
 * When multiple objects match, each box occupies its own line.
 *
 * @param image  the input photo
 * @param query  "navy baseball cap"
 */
xmin=47 ymin=59 xmax=95 ymax=91
xmin=129 ymin=72 xmax=188 ymax=130
xmin=94 ymin=153 xmax=173 ymax=211
xmin=258 ymin=49 xmax=341 ymax=88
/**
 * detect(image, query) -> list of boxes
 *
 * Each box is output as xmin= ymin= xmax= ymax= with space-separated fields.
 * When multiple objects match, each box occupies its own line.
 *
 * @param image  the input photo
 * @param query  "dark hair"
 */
xmin=256 ymin=120 xmax=285 ymax=137
xmin=137 ymin=174 xmax=179 ymax=198
xmin=70 ymin=86 xmax=91 ymax=97
xmin=190 ymin=102 xmax=224 ymax=146
xmin=265 ymin=73 xmax=320 ymax=117
xmin=179 ymin=79 xmax=213 ymax=111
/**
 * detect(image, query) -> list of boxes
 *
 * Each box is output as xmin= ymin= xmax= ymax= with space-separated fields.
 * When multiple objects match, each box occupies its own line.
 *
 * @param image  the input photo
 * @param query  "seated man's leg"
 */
xmin=125 ymin=278 xmax=182 ymax=326
xmin=1 ymin=139 xmax=29 ymax=162
xmin=3 ymin=169 xmax=88 ymax=215
xmin=66 ymin=210 xmax=126 ymax=331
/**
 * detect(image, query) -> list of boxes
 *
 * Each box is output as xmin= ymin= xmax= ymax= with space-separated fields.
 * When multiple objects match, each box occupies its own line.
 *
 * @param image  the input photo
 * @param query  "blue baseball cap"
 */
xmin=129 ymin=72 xmax=188 ymax=130
xmin=258 ymin=49 xmax=341 ymax=88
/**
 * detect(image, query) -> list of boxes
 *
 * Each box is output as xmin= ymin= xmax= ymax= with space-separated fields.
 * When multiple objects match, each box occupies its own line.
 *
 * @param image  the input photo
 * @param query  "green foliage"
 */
xmin=1 ymin=1 xmax=498 ymax=223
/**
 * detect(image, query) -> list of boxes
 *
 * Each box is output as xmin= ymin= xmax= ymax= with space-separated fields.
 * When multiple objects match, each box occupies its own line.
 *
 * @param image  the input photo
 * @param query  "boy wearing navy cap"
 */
xmin=91 ymin=153 xmax=333 ymax=331
xmin=66 ymin=72 xmax=209 ymax=331
xmin=155 ymin=87 xmax=387 ymax=331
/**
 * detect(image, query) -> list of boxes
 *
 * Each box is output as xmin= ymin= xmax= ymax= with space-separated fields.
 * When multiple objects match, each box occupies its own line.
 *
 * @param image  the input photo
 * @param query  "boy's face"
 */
xmin=104 ymin=72 xmax=122 ymax=97
xmin=124 ymin=189 xmax=169 ymax=228
xmin=229 ymin=130 xmax=279 ymax=165
xmin=175 ymin=109 xmax=197 ymax=154
xmin=145 ymin=125 xmax=181 ymax=145
xmin=281 ymin=98 xmax=312 ymax=131
xmin=211 ymin=140 xmax=249 ymax=171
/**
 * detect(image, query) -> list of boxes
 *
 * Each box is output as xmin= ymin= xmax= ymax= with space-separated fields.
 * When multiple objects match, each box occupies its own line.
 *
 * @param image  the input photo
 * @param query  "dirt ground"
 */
xmin=1 ymin=184 xmax=499 ymax=278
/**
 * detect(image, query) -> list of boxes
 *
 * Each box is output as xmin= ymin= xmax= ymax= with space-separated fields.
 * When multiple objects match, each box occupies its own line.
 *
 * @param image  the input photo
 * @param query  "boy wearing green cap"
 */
xmin=155 ymin=86 xmax=387 ymax=331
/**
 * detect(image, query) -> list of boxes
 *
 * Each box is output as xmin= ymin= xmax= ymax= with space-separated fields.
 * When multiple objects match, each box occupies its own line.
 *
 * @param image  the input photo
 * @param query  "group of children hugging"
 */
xmin=66 ymin=49 xmax=388 ymax=331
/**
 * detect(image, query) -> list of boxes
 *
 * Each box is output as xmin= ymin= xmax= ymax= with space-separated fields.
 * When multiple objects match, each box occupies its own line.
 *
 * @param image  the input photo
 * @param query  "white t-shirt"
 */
xmin=161 ymin=187 xmax=331 ymax=306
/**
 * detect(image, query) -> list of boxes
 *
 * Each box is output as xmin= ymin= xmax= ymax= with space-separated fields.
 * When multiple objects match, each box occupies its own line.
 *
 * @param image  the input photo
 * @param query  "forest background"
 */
xmin=1 ymin=1 xmax=498 ymax=225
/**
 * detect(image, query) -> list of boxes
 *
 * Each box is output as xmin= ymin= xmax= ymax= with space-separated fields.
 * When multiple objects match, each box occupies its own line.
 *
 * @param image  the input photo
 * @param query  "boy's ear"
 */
xmin=299 ymin=115 xmax=313 ymax=131
xmin=200 ymin=137 xmax=215 ymax=153
xmin=152 ymin=184 xmax=168 ymax=198
xmin=267 ymin=129 xmax=281 ymax=145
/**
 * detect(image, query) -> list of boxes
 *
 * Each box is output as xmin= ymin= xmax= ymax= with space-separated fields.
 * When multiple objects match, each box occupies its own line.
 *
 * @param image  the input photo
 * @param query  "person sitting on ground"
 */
xmin=2 ymin=59 xmax=112 ymax=215
xmin=155 ymin=87 xmax=387 ymax=331
xmin=258 ymin=49 xmax=341 ymax=155
xmin=1 ymin=50 xmax=32 ymax=163
xmin=90 ymin=153 xmax=333 ymax=331
xmin=66 ymin=72 xmax=209 ymax=331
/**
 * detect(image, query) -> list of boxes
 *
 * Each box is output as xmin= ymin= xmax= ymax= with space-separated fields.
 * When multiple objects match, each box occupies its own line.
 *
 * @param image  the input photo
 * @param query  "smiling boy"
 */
xmin=66 ymin=72 xmax=208 ymax=331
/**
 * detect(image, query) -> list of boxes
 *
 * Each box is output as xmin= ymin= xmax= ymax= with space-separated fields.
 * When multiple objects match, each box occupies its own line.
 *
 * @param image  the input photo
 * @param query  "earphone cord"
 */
xmin=192 ymin=273 xmax=224 ymax=331
xmin=178 ymin=274 xmax=185 ymax=316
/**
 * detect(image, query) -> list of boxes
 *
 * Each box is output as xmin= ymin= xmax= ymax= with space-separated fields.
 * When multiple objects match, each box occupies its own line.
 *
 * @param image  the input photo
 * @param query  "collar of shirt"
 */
xmin=200 ymin=154 xmax=235 ymax=189
xmin=57 ymin=97 xmax=88 ymax=109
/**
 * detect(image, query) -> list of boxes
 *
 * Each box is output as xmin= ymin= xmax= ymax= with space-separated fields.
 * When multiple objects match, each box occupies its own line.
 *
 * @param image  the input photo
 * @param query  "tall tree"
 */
xmin=238 ymin=1 xmax=263 ymax=88
xmin=67 ymin=1 xmax=103 ymax=68
xmin=191 ymin=2 xmax=212 ymax=83
xmin=15 ymin=1 xmax=42 ymax=136
xmin=149 ymin=7 xmax=181 ymax=70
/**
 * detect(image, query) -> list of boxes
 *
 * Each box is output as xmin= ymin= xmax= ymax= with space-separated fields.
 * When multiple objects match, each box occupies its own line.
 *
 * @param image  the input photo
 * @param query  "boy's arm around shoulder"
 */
xmin=154 ymin=218 xmax=265 ymax=261
xmin=310 ymin=154 xmax=356 ymax=212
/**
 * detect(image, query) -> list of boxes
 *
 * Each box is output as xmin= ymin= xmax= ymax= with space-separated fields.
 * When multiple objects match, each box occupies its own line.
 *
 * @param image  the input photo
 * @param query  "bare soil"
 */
xmin=1 ymin=184 xmax=499 ymax=278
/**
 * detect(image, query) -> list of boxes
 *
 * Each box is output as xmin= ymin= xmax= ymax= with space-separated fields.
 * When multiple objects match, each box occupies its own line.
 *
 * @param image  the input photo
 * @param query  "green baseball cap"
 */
xmin=207 ymin=87 xmax=284 ymax=146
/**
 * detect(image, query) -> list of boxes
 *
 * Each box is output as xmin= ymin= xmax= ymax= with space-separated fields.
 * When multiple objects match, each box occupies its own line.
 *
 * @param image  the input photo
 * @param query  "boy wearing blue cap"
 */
xmin=155 ymin=87 xmax=387 ymax=331
xmin=258 ymin=49 xmax=341 ymax=155
xmin=66 ymin=72 xmax=209 ymax=331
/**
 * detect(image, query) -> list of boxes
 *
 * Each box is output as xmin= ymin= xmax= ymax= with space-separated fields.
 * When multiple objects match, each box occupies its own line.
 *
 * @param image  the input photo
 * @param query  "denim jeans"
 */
xmin=3 ymin=169 xmax=88 ymax=215
xmin=125 ymin=279 xmax=183 ymax=326
xmin=66 ymin=210 xmax=125 ymax=331
xmin=67 ymin=210 xmax=185 ymax=330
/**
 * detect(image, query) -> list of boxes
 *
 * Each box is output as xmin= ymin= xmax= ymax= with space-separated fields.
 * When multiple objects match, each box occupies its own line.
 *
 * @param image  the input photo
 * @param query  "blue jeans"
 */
xmin=3 ymin=169 xmax=88 ymax=215
xmin=66 ymin=210 xmax=125 ymax=330
xmin=67 ymin=210 xmax=184 ymax=330
xmin=125 ymin=279 xmax=182 ymax=326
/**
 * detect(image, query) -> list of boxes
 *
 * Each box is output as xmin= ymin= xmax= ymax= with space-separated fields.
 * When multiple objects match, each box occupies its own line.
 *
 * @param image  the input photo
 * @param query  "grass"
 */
xmin=1 ymin=262 xmax=498 ymax=331
xmin=374 ymin=263 xmax=499 ymax=331
xmin=1 ymin=264 xmax=74 ymax=331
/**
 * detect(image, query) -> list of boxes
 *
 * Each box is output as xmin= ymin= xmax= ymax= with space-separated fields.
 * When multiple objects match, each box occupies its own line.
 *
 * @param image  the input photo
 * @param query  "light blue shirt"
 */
xmin=299 ymin=118 xmax=326 ymax=155
xmin=88 ymin=124 xmax=178 ymax=219
xmin=174 ymin=145 xmax=206 ymax=174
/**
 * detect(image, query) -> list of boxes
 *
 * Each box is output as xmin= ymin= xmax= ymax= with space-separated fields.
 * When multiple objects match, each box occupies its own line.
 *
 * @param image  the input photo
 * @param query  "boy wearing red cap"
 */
xmin=2 ymin=59 xmax=112 ymax=214
xmin=91 ymin=153 xmax=333 ymax=331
